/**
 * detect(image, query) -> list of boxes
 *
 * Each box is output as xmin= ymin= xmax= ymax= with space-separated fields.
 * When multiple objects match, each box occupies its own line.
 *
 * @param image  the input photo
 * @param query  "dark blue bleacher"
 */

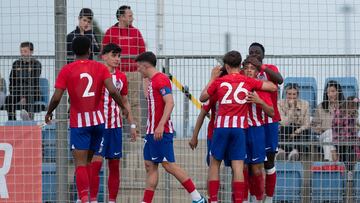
xmin=325 ymin=77 xmax=359 ymax=99
xmin=274 ymin=161 xmax=303 ymax=202
xmin=42 ymin=163 xmax=56 ymax=202
xmin=282 ymin=77 xmax=317 ymax=114
xmin=34 ymin=78 xmax=50 ymax=108
xmin=42 ymin=123 xmax=56 ymax=163
xmin=311 ymin=162 xmax=346 ymax=202
xmin=354 ymin=162 xmax=360 ymax=203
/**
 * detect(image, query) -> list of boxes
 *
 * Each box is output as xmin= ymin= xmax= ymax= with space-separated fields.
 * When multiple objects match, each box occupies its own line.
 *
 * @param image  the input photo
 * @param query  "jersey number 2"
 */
xmin=80 ymin=73 xmax=95 ymax=97
xmin=220 ymin=82 xmax=248 ymax=104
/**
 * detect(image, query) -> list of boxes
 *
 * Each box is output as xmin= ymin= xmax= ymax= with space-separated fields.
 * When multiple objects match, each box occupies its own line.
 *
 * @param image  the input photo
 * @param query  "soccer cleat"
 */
xmin=192 ymin=196 xmax=207 ymax=203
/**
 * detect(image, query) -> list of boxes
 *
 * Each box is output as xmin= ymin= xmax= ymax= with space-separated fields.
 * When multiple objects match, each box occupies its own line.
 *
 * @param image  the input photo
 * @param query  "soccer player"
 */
xmin=248 ymin=42 xmax=283 ymax=203
xmin=199 ymin=51 xmax=277 ymax=203
xmin=88 ymin=43 xmax=137 ymax=203
xmin=45 ymin=36 xmax=128 ymax=203
xmin=243 ymin=56 xmax=275 ymax=203
xmin=135 ymin=52 xmax=206 ymax=203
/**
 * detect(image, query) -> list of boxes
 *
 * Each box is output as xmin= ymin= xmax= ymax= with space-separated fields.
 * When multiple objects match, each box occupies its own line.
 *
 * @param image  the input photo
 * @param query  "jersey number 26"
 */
xmin=220 ymin=82 xmax=248 ymax=104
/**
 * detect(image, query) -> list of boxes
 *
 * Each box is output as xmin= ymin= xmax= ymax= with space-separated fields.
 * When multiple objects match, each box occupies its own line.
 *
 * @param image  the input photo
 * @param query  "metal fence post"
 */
xmin=183 ymin=85 xmax=189 ymax=138
xmin=54 ymin=0 xmax=68 ymax=202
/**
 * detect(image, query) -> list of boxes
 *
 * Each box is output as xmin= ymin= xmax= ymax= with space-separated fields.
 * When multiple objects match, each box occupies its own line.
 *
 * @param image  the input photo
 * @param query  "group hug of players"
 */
xmin=45 ymin=35 xmax=282 ymax=203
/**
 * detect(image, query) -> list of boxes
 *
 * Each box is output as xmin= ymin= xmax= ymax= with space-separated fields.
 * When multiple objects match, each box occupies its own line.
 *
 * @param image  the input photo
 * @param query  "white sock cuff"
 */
xmin=266 ymin=167 xmax=276 ymax=175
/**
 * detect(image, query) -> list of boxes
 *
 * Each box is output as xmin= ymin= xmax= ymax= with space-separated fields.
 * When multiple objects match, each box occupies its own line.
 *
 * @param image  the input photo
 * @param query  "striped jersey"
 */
xmin=247 ymin=90 xmax=273 ymax=126
xmin=257 ymin=64 xmax=281 ymax=123
xmin=146 ymin=72 xmax=174 ymax=134
xmin=55 ymin=60 xmax=111 ymax=128
xmin=102 ymin=71 xmax=128 ymax=129
xmin=207 ymin=73 xmax=263 ymax=129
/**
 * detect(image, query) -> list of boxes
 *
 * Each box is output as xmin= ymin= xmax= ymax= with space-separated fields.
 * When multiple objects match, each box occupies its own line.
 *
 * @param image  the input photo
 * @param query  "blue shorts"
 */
xmin=245 ymin=126 xmax=266 ymax=164
xmin=210 ymin=128 xmax=246 ymax=161
xmin=70 ymin=124 xmax=105 ymax=152
xmin=207 ymin=139 xmax=231 ymax=167
xmin=264 ymin=122 xmax=279 ymax=153
xmin=95 ymin=128 xmax=122 ymax=159
xmin=143 ymin=133 xmax=175 ymax=163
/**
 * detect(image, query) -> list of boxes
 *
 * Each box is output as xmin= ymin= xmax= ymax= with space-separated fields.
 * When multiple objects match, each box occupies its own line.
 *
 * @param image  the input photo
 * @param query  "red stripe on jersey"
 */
xmin=215 ymin=116 xmax=246 ymax=128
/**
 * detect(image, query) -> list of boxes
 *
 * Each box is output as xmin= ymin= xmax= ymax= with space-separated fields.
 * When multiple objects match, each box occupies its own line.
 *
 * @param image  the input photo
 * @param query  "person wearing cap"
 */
xmin=102 ymin=5 xmax=146 ymax=134
xmin=67 ymin=8 xmax=100 ymax=63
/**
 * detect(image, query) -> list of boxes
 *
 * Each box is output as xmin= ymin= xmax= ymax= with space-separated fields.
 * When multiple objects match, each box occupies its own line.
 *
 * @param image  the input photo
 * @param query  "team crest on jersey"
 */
xmin=257 ymin=73 xmax=266 ymax=81
xmin=115 ymin=80 xmax=123 ymax=91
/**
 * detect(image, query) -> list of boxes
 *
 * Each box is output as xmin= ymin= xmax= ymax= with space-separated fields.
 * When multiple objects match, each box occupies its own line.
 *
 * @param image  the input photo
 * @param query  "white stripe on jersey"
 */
xmin=168 ymin=120 xmax=174 ymax=133
xmin=216 ymin=116 xmax=222 ymax=128
xmin=84 ymin=112 xmax=91 ymax=127
xmin=224 ymin=116 xmax=230 ymax=128
xmin=240 ymin=116 xmax=245 ymax=128
xmin=232 ymin=116 xmax=238 ymax=128
xmin=93 ymin=111 xmax=98 ymax=126
xmin=252 ymin=104 xmax=261 ymax=126
xmin=110 ymin=99 xmax=116 ymax=128
xmin=77 ymin=113 xmax=82 ymax=127
xmin=116 ymin=104 xmax=121 ymax=127
xmin=97 ymin=110 xmax=104 ymax=123
xmin=149 ymin=84 xmax=156 ymax=134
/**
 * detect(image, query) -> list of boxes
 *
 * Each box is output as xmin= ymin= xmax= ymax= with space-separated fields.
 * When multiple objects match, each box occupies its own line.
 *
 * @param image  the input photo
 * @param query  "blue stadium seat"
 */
xmin=282 ymin=77 xmax=317 ymax=114
xmin=354 ymin=162 xmax=360 ymax=202
xmin=274 ymin=161 xmax=303 ymax=202
xmin=325 ymin=77 xmax=359 ymax=99
xmin=0 ymin=78 xmax=6 ymax=95
xmin=4 ymin=120 xmax=37 ymax=126
xmin=35 ymin=78 xmax=50 ymax=107
xmin=42 ymin=163 xmax=56 ymax=202
xmin=311 ymin=162 xmax=346 ymax=202
xmin=42 ymin=123 xmax=56 ymax=163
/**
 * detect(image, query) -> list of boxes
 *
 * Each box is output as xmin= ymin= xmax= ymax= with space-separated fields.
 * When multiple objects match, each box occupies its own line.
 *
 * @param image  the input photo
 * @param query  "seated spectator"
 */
xmin=0 ymin=74 xmax=5 ymax=108
xmin=312 ymin=80 xmax=345 ymax=161
xmin=66 ymin=8 xmax=100 ymax=63
xmin=278 ymin=83 xmax=311 ymax=161
xmin=4 ymin=42 xmax=42 ymax=120
xmin=332 ymin=96 xmax=360 ymax=172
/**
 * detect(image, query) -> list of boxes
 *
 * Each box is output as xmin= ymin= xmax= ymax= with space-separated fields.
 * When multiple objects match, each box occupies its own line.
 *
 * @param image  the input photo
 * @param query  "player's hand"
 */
xmin=130 ymin=128 xmax=137 ymax=142
xmin=188 ymin=136 xmax=198 ymax=150
xmin=122 ymin=108 xmax=129 ymax=119
xmin=210 ymin=66 xmax=222 ymax=80
xmin=45 ymin=113 xmax=53 ymax=124
xmin=154 ymin=125 xmax=164 ymax=141
xmin=246 ymin=92 xmax=262 ymax=104
xmin=247 ymin=57 xmax=262 ymax=71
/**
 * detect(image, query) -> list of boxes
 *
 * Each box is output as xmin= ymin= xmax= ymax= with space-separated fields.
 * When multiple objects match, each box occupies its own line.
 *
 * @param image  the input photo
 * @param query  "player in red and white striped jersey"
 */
xmin=136 ymin=52 xmax=206 ymax=203
xmin=45 ymin=37 xmax=127 ymax=203
xmin=200 ymin=51 xmax=277 ymax=203
xmin=243 ymin=56 xmax=275 ymax=202
xmin=248 ymin=43 xmax=283 ymax=203
xmin=89 ymin=43 xmax=137 ymax=203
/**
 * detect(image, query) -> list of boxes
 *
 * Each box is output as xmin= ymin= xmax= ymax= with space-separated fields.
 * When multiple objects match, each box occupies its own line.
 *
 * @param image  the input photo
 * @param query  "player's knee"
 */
xmin=264 ymin=153 xmax=275 ymax=170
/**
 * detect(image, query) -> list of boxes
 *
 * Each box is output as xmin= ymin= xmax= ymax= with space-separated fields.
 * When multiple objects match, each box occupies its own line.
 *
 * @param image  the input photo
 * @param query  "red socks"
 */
xmin=75 ymin=166 xmax=90 ymax=202
xmin=252 ymin=174 xmax=265 ymax=200
xmin=232 ymin=181 xmax=245 ymax=203
xmin=89 ymin=161 xmax=102 ymax=201
xmin=208 ymin=180 xmax=220 ymax=202
xmin=142 ymin=189 xmax=155 ymax=203
xmin=265 ymin=169 xmax=277 ymax=197
xmin=108 ymin=159 xmax=120 ymax=201
xmin=182 ymin=179 xmax=196 ymax=193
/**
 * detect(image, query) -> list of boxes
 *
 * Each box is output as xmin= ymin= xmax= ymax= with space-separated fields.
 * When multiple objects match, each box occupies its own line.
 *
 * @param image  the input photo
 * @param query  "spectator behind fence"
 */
xmin=278 ymin=83 xmax=311 ymax=161
xmin=312 ymin=80 xmax=345 ymax=161
xmin=67 ymin=8 xmax=100 ymax=63
xmin=4 ymin=42 xmax=42 ymax=120
xmin=102 ymin=5 xmax=146 ymax=134
xmin=0 ymin=73 xmax=5 ymax=108
xmin=332 ymin=96 xmax=360 ymax=172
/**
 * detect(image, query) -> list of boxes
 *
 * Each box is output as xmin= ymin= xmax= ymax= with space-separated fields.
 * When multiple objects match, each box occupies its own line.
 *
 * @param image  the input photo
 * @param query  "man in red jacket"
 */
xmin=102 ymin=5 xmax=146 ymax=134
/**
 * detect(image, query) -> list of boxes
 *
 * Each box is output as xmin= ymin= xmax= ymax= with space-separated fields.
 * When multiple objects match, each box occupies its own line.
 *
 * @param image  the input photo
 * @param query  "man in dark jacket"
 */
xmin=5 ymin=42 xmax=42 ymax=120
xmin=66 ymin=8 xmax=100 ymax=63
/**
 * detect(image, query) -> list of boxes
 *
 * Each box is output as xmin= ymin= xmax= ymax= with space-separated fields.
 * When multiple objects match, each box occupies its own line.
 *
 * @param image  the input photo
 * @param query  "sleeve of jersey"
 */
xmin=159 ymin=76 xmax=172 ymax=96
xmin=202 ymin=98 xmax=215 ymax=112
xmin=54 ymin=68 xmax=68 ymax=90
xmin=207 ymin=80 xmax=218 ymax=96
xmin=249 ymin=78 xmax=264 ymax=91
xmin=101 ymin=64 xmax=112 ymax=81
xmin=120 ymin=74 xmax=128 ymax=96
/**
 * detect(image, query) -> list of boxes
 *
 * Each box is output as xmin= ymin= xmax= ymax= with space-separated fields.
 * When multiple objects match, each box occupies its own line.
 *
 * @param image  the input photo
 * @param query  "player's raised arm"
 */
xmin=260 ymin=81 xmax=277 ymax=92
xmin=199 ymin=66 xmax=222 ymax=102
xmin=247 ymin=92 xmax=274 ymax=117
xmin=104 ymin=78 xmax=129 ymax=118
xmin=262 ymin=65 xmax=283 ymax=85
xmin=45 ymin=88 xmax=65 ymax=123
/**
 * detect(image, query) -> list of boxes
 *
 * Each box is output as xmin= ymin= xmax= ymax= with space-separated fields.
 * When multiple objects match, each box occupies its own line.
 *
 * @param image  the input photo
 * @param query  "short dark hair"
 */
xmin=102 ymin=43 xmax=122 ymax=55
xmin=249 ymin=42 xmax=265 ymax=54
xmin=72 ymin=36 xmax=91 ymax=56
xmin=79 ymin=8 xmax=93 ymax=20
xmin=284 ymin=83 xmax=300 ymax=92
xmin=223 ymin=50 xmax=242 ymax=68
xmin=20 ymin=42 xmax=34 ymax=51
xmin=135 ymin=51 xmax=157 ymax=67
xmin=116 ymin=5 xmax=131 ymax=19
